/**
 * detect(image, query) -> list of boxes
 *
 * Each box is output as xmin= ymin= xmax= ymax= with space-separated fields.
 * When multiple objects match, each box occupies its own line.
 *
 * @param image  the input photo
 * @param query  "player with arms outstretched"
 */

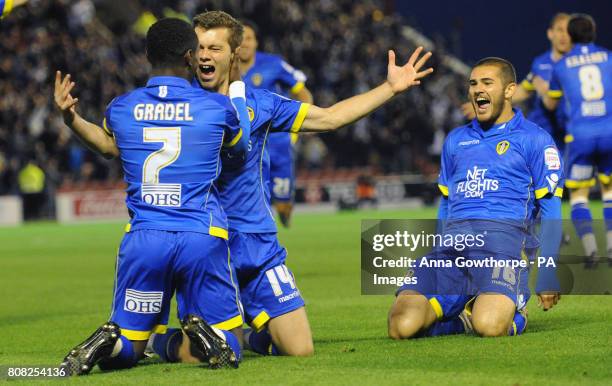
xmin=542 ymin=14 xmax=612 ymax=265
xmin=54 ymin=19 xmax=249 ymax=375
xmin=238 ymin=20 xmax=313 ymax=227
xmin=58 ymin=11 xmax=433 ymax=357
xmin=389 ymin=58 xmax=563 ymax=340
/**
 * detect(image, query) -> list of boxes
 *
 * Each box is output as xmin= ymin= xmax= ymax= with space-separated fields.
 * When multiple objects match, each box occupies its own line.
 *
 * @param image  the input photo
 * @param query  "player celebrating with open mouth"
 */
xmin=389 ymin=57 xmax=564 ymax=340
xmin=54 ymin=11 xmax=433 ymax=361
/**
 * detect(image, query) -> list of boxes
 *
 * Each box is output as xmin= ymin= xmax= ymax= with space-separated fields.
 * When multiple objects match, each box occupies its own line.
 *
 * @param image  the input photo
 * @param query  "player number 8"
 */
xmin=578 ymin=65 xmax=604 ymax=101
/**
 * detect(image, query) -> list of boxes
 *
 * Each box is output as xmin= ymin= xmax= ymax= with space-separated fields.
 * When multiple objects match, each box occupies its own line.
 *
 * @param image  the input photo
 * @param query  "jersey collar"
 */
xmin=571 ymin=43 xmax=597 ymax=55
xmin=470 ymin=108 xmax=523 ymax=137
xmin=146 ymin=76 xmax=192 ymax=88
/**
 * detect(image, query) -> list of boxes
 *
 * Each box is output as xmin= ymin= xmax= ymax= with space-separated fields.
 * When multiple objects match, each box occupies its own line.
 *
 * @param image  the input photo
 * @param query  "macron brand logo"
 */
xmin=124 ymin=289 xmax=163 ymax=314
xmin=142 ymin=183 xmax=181 ymax=207
xmin=458 ymin=139 xmax=480 ymax=146
xmin=455 ymin=166 xmax=499 ymax=199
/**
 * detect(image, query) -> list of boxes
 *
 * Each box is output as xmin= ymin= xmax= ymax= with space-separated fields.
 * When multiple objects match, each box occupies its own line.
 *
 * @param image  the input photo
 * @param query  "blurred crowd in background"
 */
xmin=0 ymin=0 xmax=467 ymax=217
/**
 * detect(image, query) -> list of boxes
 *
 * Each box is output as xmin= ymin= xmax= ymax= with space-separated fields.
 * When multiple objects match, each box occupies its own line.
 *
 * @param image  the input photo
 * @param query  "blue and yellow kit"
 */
xmin=243 ymin=51 xmax=308 ymax=202
xmin=103 ymin=76 xmax=245 ymax=339
xmin=401 ymin=110 xmax=564 ymax=318
xmin=548 ymin=43 xmax=612 ymax=188
xmin=521 ymin=50 xmax=567 ymax=150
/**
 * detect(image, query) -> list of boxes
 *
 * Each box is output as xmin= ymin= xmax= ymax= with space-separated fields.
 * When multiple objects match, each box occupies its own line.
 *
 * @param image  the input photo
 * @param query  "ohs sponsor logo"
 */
xmin=141 ymin=183 xmax=181 ymax=207
xmin=124 ymin=289 xmax=163 ymax=314
xmin=456 ymin=166 xmax=499 ymax=199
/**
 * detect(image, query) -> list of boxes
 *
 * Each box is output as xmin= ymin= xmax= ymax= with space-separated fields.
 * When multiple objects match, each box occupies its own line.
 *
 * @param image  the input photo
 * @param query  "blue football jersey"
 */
xmin=438 ymin=110 xmax=564 ymax=227
xmin=243 ymin=51 xmax=307 ymax=156
xmin=521 ymin=50 xmax=566 ymax=137
xmin=104 ymin=76 xmax=243 ymax=238
xmin=243 ymin=51 xmax=307 ymax=95
xmin=548 ymin=43 xmax=612 ymax=139
xmin=215 ymin=87 xmax=309 ymax=233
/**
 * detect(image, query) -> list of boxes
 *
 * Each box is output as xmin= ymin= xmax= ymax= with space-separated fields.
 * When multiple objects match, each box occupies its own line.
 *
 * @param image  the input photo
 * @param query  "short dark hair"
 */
xmin=192 ymin=11 xmax=244 ymax=51
xmin=146 ymin=18 xmax=198 ymax=68
xmin=473 ymin=57 xmax=517 ymax=86
xmin=568 ymin=14 xmax=596 ymax=44
xmin=241 ymin=19 xmax=259 ymax=36
xmin=549 ymin=12 xmax=570 ymax=29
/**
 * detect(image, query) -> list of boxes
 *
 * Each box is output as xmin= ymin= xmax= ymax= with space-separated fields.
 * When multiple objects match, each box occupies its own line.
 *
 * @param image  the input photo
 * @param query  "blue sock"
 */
xmin=98 ymin=335 xmax=138 ymax=370
xmin=604 ymin=200 xmax=612 ymax=233
xmin=426 ymin=318 xmax=466 ymax=337
xmin=571 ymin=202 xmax=593 ymax=237
xmin=151 ymin=328 xmax=182 ymax=363
xmin=508 ymin=311 xmax=527 ymax=336
xmin=247 ymin=329 xmax=280 ymax=356
xmin=220 ymin=330 xmax=241 ymax=361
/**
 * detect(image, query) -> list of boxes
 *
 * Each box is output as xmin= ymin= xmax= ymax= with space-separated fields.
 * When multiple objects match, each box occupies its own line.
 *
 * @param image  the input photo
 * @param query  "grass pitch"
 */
xmin=0 ymin=205 xmax=611 ymax=385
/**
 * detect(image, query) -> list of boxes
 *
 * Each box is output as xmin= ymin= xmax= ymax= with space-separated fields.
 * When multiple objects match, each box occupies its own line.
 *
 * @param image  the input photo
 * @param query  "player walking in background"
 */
xmin=542 ymin=14 xmax=612 ymax=266
xmin=389 ymin=58 xmax=563 ymax=340
xmin=54 ymin=18 xmax=249 ymax=374
xmin=239 ymin=20 xmax=314 ymax=228
xmin=513 ymin=13 xmax=570 ymax=152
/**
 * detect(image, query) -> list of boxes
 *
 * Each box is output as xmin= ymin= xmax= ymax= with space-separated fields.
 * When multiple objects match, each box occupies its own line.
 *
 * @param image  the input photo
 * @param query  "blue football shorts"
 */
xmin=109 ymin=229 xmax=243 ymax=340
xmin=229 ymin=231 xmax=305 ymax=331
xmin=267 ymin=132 xmax=295 ymax=203
xmin=565 ymin=134 xmax=612 ymax=188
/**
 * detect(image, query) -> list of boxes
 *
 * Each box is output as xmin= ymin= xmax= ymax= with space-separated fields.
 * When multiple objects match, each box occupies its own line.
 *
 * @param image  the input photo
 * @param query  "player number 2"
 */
xmin=266 ymin=265 xmax=296 ymax=297
xmin=578 ymin=65 xmax=604 ymax=101
xmin=491 ymin=266 xmax=516 ymax=285
xmin=142 ymin=127 xmax=181 ymax=183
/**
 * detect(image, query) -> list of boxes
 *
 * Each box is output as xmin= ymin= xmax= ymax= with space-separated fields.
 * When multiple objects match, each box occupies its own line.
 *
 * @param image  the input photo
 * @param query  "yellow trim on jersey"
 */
xmin=290 ymin=132 xmax=299 ymax=145
xmin=438 ymin=184 xmax=449 ymax=197
xmin=209 ymin=226 xmax=229 ymax=240
xmin=565 ymin=178 xmax=596 ymax=189
xmin=520 ymin=79 xmax=535 ymax=91
xmin=124 ymin=223 xmax=132 ymax=233
xmin=535 ymin=187 xmax=552 ymax=199
xmin=554 ymin=187 xmax=564 ymax=198
xmin=2 ymin=0 xmax=14 ymax=17
xmin=290 ymin=81 xmax=305 ymax=95
xmin=429 ymin=297 xmax=444 ymax=320
xmin=102 ymin=118 xmax=113 ymax=136
xmin=223 ymin=128 xmax=243 ymax=148
xmin=251 ymin=311 xmax=271 ymax=332
xmin=289 ymin=103 xmax=310 ymax=133
xmin=121 ymin=324 xmax=167 ymax=341
xmin=547 ymin=90 xmax=563 ymax=99
xmin=598 ymin=173 xmax=611 ymax=185
xmin=564 ymin=134 xmax=574 ymax=143
xmin=211 ymin=314 xmax=244 ymax=331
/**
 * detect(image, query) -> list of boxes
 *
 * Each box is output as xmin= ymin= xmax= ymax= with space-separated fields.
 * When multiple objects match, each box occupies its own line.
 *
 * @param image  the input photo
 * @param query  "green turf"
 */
xmin=0 ymin=205 xmax=611 ymax=385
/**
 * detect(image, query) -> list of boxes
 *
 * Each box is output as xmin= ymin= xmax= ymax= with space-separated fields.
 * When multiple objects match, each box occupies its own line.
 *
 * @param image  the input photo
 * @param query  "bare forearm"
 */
xmin=302 ymin=82 xmax=394 ymax=132
xmin=292 ymin=87 xmax=313 ymax=104
xmin=512 ymin=86 xmax=532 ymax=104
xmin=542 ymin=96 xmax=559 ymax=111
xmin=67 ymin=114 xmax=119 ymax=159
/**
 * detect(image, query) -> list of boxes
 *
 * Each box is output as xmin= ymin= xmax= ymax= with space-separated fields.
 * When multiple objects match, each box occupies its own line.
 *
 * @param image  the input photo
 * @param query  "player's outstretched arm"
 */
xmin=54 ymin=71 xmax=119 ymax=159
xmin=300 ymin=47 xmax=433 ymax=132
